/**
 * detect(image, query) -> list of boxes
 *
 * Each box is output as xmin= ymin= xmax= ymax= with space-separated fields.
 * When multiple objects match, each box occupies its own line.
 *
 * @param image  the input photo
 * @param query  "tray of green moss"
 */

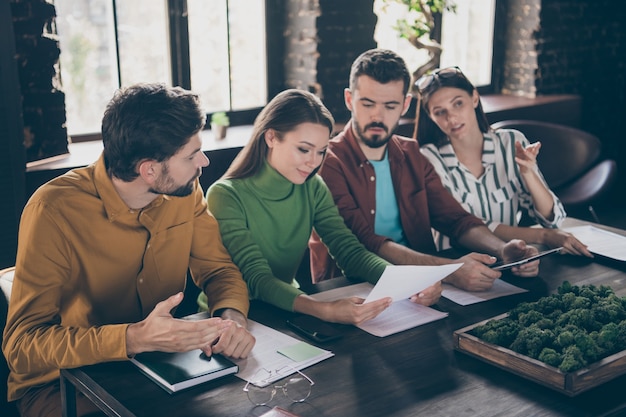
xmin=453 ymin=282 xmax=626 ymax=396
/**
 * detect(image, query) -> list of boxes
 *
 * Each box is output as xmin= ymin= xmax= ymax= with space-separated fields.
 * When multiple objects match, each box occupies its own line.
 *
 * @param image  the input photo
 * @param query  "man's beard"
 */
xmin=354 ymin=121 xmax=395 ymax=149
xmin=149 ymin=165 xmax=199 ymax=197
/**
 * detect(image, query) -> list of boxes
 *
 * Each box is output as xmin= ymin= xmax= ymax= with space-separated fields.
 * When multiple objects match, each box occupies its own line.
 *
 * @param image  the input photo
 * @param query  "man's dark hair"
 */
xmin=101 ymin=83 xmax=206 ymax=181
xmin=349 ymin=49 xmax=411 ymax=95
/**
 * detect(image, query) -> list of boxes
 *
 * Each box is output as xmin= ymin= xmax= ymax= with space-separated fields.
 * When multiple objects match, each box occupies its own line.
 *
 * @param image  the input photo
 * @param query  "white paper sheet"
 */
xmin=310 ymin=282 xmax=448 ymax=337
xmin=564 ymin=225 xmax=626 ymax=261
xmin=364 ymin=263 xmax=463 ymax=304
xmin=441 ymin=279 xmax=528 ymax=306
xmin=232 ymin=320 xmax=334 ymax=387
xmin=356 ymin=301 xmax=448 ymax=337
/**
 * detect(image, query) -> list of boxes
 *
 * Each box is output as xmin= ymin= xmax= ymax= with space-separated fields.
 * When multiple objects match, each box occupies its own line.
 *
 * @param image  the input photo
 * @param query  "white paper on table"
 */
xmin=232 ymin=320 xmax=334 ymax=387
xmin=356 ymin=300 xmax=448 ymax=337
xmin=364 ymin=263 xmax=463 ymax=304
xmin=441 ymin=279 xmax=528 ymax=306
xmin=564 ymin=225 xmax=626 ymax=261
xmin=310 ymin=282 xmax=448 ymax=337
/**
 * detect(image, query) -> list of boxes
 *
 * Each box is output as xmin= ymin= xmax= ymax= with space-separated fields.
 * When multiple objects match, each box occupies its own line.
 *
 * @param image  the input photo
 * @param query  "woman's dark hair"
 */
xmin=414 ymin=70 xmax=490 ymax=147
xmin=224 ymin=89 xmax=335 ymax=180
xmin=101 ymin=83 xmax=206 ymax=181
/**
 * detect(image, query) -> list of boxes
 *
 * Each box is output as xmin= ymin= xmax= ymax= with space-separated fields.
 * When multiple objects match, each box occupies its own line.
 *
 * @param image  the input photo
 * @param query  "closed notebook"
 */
xmin=130 ymin=350 xmax=238 ymax=394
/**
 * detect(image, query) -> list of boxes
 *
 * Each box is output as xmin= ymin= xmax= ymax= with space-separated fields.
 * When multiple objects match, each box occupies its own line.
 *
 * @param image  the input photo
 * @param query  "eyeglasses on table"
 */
xmin=243 ymin=366 xmax=315 ymax=406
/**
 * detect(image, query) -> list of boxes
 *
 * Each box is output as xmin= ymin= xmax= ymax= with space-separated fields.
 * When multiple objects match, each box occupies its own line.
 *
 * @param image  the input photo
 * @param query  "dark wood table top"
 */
xmin=61 ymin=219 xmax=626 ymax=417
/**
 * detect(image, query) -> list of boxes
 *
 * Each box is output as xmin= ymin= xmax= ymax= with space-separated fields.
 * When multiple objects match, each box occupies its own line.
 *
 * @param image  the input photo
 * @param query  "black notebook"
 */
xmin=130 ymin=350 xmax=238 ymax=394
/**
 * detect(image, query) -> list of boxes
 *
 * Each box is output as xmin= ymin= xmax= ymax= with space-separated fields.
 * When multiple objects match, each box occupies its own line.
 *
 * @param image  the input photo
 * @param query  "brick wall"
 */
xmin=284 ymin=0 xmax=321 ymax=95
xmin=11 ymin=0 xmax=68 ymax=163
xmin=535 ymin=0 xmax=626 ymax=187
xmin=316 ymin=0 xmax=377 ymax=124
xmin=501 ymin=0 xmax=541 ymax=97
xmin=1 ymin=0 xmax=25 ymax=270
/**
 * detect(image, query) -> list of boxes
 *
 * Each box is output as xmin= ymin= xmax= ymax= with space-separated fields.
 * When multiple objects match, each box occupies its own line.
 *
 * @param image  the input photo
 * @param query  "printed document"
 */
xmin=310 ymin=282 xmax=448 ymax=337
xmin=564 ymin=225 xmax=626 ymax=261
xmin=232 ymin=320 xmax=334 ymax=387
xmin=364 ymin=263 xmax=463 ymax=303
xmin=442 ymin=279 xmax=528 ymax=306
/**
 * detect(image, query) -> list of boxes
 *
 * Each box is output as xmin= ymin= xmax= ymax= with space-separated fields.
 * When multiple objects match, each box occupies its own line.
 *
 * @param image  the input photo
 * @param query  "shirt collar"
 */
xmin=481 ymin=132 xmax=497 ymax=166
xmin=342 ymin=122 xmax=370 ymax=165
xmin=437 ymin=133 xmax=497 ymax=169
xmin=94 ymin=154 xmax=166 ymax=222
xmin=248 ymin=159 xmax=295 ymax=200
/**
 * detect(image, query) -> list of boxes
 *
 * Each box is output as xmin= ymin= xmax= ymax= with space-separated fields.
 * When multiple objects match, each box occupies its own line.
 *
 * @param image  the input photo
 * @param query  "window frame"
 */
xmin=167 ymin=0 xmax=285 ymax=127
xmin=70 ymin=0 xmax=282 ymax=142
xmin=431 ymin=0 xmax=505 ymax=95
xmin=67 ymin=1 xmax=505 ymax=141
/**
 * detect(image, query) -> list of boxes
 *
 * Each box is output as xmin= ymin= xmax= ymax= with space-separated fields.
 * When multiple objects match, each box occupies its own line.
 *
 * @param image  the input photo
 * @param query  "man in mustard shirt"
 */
xmin=2 ymin=83 xmax=255 ymax=417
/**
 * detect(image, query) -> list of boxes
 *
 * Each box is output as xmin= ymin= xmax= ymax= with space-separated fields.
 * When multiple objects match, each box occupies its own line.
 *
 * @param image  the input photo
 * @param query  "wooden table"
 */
xmin=60 ymin=219 xmax=626 ymax=417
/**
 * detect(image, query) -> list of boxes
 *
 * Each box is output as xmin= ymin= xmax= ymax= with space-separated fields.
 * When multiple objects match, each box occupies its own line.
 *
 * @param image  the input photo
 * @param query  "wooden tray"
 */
xmin=453 ymin=313 xmax=626 ymax=396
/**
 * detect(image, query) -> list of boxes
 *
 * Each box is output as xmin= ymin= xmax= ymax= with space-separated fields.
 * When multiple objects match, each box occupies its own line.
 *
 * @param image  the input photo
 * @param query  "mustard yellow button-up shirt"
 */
xmin=2 ymin=155 xmax=249 ymax=401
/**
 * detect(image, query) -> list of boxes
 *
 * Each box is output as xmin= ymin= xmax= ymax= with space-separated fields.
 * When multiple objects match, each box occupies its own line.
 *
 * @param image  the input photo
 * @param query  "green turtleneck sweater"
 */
xmin=202 ymin=161 xmax=389 ymax=312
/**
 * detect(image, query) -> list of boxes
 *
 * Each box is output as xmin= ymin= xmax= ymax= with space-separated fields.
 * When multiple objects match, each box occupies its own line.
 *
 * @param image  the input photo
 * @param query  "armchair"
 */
xmin=490 ymin=119 xmax=617 ymax=223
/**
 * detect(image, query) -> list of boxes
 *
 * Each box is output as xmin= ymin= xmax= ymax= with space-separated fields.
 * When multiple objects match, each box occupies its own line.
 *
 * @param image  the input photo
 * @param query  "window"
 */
xmin=53 ymin=0 xmax=267 ymax=138
xmin=374 ymin=0 xmax=497 ymax=92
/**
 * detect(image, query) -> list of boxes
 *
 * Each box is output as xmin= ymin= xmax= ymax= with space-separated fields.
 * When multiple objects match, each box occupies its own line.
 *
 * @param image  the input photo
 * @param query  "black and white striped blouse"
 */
xmin=421 ymin=129 xmax=566 ymax=250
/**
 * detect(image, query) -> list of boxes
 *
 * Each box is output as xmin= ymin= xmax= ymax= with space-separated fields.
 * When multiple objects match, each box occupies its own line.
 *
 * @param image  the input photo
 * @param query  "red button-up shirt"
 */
xmin=309 ymin=123 xmax=485 ymax=282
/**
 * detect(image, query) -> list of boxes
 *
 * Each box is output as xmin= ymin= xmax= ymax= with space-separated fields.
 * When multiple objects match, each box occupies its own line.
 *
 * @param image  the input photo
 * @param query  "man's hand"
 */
xmin=443 ymin=252 xmax=502 ymax=292
xmin=502 ymin=239 xmax=540 ymax=277
xmin=126 ymin=292 xmax=223 ymax=357
xmin=210 ymin=309 xmax=256 ymax=359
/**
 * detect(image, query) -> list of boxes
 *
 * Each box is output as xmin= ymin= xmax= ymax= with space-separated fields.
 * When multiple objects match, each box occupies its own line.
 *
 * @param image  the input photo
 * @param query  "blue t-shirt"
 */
xmin=370 ymin=151 xmax=408 ymax=246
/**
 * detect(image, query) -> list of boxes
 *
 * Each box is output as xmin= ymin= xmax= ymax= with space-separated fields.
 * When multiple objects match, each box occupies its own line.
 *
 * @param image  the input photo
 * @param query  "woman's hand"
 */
xmin=514 ymin=141 xmax=541 ymax=175
xmin=294 ymin=295 xmax=391 ymax=325
xmin=542 ymin=229 xmax=593 ymax=257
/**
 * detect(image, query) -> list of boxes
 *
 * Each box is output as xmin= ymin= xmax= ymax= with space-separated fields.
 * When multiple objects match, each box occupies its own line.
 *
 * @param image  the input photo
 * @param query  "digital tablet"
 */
xmin=491 ymin=247 xmax=563 ymax=271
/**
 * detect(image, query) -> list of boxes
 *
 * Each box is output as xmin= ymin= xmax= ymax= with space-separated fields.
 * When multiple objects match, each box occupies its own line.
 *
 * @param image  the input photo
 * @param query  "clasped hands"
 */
xmin=126 ymin=292 xmax=255 ymax=359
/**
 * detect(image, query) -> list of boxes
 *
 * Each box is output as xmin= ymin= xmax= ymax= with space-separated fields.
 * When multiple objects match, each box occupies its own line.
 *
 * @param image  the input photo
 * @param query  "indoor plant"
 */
xmin=210 ymin=111 xmax=230 ymax=140
xmin=381 ymin=0 xmax=456 ymax=95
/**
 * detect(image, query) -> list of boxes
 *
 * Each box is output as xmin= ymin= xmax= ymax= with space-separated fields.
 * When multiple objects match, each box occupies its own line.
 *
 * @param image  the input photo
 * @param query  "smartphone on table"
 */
xmin=286 ymin=315 xmax=343 ymax=343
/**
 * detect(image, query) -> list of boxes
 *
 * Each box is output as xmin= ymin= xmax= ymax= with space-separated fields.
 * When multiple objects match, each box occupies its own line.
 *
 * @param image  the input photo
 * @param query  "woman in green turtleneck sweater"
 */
xmin=198 ymin=89 xmax=441 ymax=325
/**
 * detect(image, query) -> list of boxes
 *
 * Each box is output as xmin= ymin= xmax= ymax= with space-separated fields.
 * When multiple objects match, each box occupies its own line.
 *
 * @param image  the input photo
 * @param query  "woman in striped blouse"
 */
xmin=416 ymin=67 xmax=590 ymax=257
